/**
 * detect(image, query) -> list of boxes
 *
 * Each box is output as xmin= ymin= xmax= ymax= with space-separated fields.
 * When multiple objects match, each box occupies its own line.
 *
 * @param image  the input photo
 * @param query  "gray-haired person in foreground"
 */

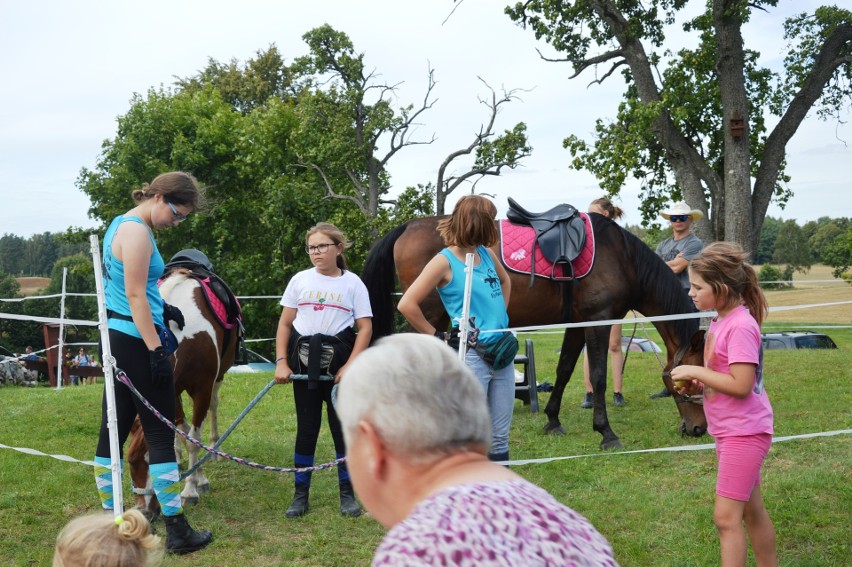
xmin=337 ymin=334 xmax=619 ymax=566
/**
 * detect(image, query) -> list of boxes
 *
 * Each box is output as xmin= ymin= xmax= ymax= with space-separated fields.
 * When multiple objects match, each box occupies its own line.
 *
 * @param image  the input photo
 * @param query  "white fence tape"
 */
xmin=3 ymin=429 xmax=848 ymax=471
xmin=4 ymin=299 xmax=849 ymax=333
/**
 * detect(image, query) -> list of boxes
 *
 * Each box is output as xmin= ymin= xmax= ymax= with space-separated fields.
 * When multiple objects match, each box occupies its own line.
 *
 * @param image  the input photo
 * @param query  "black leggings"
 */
xmin=95 ymin=330 xmax=177 ymax=464
xmin=293 ymin=380 xmax=346 ymax=456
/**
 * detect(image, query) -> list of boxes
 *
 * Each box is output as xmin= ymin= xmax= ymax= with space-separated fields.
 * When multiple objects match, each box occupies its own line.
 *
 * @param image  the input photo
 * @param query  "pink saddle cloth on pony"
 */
xmin=499 ymin=213 xmax=595 ymax=280
xmin=196 ymin=277 xmax=242 ymax=331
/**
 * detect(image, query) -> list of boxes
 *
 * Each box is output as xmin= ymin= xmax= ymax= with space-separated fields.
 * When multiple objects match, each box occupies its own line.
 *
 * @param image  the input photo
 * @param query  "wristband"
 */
xmin=275 ymin=357 xmax=287 ymax=364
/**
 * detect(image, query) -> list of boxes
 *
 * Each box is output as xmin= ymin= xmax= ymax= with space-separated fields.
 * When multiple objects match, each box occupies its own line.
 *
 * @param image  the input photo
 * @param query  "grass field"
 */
xmin=1 ymin=319 xmax=849 ymax=566
xmin=13 ymin=277 xmax=51 ymax=297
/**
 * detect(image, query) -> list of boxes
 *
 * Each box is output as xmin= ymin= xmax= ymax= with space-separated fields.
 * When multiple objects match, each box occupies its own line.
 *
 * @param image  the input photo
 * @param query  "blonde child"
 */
xmin=54 ymin=508 xmax=164 ymax=566
xmin=671 ymin=242 xmax=777 ymax=567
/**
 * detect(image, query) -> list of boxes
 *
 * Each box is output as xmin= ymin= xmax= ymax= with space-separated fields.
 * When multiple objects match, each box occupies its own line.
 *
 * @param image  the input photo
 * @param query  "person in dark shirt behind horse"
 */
xmin=94 ymin=171 xmax=212 ymax=554
xmin=650 ymin=200 xmax=705 ymax=399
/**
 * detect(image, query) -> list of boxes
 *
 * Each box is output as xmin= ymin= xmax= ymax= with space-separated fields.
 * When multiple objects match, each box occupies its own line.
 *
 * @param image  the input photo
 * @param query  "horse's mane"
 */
xmin=616 ymin=225 xmax=699 ymax=344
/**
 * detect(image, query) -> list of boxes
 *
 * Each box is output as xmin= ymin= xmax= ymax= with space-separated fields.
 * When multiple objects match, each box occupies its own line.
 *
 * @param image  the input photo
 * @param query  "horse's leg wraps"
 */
xmin=150 ymin=462 xmax=183 ymax=517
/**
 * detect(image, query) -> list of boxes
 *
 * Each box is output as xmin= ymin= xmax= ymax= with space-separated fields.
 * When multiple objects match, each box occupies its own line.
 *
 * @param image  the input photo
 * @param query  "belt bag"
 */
xmin=474 ymin=332 xmax=519 ymax=370
xmin=157 ymin=325 xmax=179 ymax=357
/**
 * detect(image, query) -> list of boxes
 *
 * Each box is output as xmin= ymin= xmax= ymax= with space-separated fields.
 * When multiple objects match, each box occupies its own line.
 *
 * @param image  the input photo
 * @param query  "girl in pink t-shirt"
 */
xmin=671 ymin=242 xmax=777 ymax=567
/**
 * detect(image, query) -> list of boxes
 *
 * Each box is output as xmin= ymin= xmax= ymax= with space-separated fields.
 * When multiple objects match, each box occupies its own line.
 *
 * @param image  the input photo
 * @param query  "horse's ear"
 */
xmin=690 ymin=329 xmax=706 ymax=351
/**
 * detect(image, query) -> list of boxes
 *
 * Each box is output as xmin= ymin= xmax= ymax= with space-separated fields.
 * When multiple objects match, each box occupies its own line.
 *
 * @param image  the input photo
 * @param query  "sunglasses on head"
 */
xmin=669 ymin=215 xmax=690 ymax=222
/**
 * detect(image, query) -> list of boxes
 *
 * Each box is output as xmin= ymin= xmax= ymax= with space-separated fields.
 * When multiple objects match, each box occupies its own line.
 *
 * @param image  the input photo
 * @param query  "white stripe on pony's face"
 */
xmin=158 ymin=273 xmax=217 ymax=346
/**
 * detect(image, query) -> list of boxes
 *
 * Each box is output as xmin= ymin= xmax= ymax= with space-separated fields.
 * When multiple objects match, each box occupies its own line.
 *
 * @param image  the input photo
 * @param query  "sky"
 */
xmin=1 ymin=0 xmax=849 ymax=239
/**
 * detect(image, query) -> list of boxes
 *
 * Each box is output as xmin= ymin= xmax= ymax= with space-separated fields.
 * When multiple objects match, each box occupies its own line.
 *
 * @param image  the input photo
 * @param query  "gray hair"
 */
xmin=337 ymin=334 xmax=491 ymax=462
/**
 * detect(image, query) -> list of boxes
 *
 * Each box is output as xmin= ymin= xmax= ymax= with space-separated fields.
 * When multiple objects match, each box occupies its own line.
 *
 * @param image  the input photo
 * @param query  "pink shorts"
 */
xmin=715 ymin=433 xmax=772 ymax=501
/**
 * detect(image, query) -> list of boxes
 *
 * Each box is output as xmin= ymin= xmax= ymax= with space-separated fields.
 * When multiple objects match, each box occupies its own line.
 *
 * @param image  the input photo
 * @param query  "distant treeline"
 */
xmin=2 ymin=214 xmax=851 ymax=279
xmin=0 ymin=232 xmax=89 ymax=277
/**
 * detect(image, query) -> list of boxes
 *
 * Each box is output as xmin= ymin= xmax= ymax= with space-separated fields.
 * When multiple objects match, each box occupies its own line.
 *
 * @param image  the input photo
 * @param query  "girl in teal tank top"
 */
xmin=398 ymin=195 xmax=515 ymax=462
xmin=93 ymin=172 xmax=213 ymax=554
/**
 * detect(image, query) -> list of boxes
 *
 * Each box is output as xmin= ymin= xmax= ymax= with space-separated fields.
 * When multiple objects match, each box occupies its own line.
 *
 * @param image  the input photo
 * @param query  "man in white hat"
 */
xmin=650 ymin=201 xmax=704 ymax=399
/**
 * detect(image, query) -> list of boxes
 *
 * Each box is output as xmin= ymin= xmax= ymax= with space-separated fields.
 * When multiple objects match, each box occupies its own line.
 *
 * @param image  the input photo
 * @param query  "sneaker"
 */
xmin=580 ymin=392 xmax=593 ymax=409
xmin=649 ymin=388 xmax=672 ymax=399
xmin=613 ymin=392 xmax=626 ymax=407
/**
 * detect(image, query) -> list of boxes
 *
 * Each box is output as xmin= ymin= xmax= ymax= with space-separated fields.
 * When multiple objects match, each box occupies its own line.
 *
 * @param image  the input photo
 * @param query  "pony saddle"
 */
xmin=165 ymin=249 xmax=247 ymax=364
xmin=506 ymin=197 xmax=587 ymax=284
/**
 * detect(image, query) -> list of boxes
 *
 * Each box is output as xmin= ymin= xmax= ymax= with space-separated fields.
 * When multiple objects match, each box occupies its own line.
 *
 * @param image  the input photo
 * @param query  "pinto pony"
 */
xmin=128 ymin=267 xmax=239 ymax=513
xmin=362 ymin=212 xmax=706 ymax=450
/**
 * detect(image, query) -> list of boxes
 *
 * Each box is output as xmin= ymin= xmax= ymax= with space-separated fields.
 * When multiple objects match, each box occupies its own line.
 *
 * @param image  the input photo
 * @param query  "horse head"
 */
xmin=666 ymin=329 xmax=707 ymax=437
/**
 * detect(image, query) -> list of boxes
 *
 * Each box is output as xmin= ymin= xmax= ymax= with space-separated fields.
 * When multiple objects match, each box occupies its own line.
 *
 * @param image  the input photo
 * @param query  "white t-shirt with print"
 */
xmin=281 ymin=268 xmax=372 ymax=337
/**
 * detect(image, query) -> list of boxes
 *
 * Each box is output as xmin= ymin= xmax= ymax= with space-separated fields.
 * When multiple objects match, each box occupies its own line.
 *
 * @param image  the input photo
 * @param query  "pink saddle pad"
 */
xmin=197 ymin=277 xmax=241 ymax=330
xmin=499 ymin=213 xmax=595 ymax=280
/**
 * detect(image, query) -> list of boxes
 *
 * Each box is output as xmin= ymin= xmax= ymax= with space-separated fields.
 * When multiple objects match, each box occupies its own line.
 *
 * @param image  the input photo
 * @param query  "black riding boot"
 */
xmin=339 ymin=482 xmax=362 ymax=517
xmin=164 ymin=513 xmax=213 ymax=555
xmin=286 ymin=485 xmax=310 ymax=518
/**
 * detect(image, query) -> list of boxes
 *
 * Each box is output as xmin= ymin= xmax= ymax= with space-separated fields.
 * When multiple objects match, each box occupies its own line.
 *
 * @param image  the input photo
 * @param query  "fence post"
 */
xmin=90 ymin=235 xmax=124 ymax=515
xmin=54 ymin=268 xmax=68 ymax=391
xmin=457 ymin=253 xmax=475 ymax=360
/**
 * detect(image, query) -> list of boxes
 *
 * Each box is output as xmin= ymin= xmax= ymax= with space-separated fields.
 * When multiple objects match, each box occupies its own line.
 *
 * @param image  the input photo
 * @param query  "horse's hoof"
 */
xmin=182 ymin=495 xmax=199 ymax=506
xmin=600 ymin=438 xmax=622 ymax=451
xmin=544 ymin=424 xmax=566 ymax=436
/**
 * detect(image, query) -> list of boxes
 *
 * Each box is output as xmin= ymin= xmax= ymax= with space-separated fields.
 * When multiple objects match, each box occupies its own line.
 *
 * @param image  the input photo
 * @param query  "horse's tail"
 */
xmin=362 ymin=223 xmax=409 ymax=341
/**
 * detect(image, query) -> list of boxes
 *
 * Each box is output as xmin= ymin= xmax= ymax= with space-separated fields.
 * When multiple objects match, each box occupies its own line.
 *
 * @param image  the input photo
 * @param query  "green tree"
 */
xmin=772 ymin=219 xmax=811 ymax=273
xmin=24 ymin=232 xmax=59 ymax=276
xmin=821 ymin=225 xmax=852 ymax=278
xmin=755 ymin=216 xmax=782 ymax=264
xmin=0 ymin=234 xmax=26 ymax=275
xmin=291 ymin=25 xmax=531 ymax=222
xmin=0 ymin=272 xmax=22 ymax=347
xmin=176 ymin=45 xmax=294 ymax=114
xmin=75 ymin=63 xmax=359 ymax=338
xmin=507 ymin=1 xmax=852 ymax=253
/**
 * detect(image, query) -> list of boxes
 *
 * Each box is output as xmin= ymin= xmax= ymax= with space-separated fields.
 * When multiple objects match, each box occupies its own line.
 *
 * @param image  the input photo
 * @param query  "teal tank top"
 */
xmin=437 ymin=246 xmax=509 ymax=344
xmin=102 ymin=215 xmax=165 ymax=338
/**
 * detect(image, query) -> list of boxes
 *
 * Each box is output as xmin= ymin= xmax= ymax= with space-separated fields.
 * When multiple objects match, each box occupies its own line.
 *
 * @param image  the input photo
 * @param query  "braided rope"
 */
xmin=114 ymin=370 xmax=344 ymax=474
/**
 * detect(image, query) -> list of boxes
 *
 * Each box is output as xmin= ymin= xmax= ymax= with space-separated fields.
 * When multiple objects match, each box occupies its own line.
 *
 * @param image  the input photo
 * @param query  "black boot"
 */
xmin=286 ymin=485 xmax=310 ymax=518
xmin=163 ymin=513 xmax=212 ymax=555
xmin=488 ymin=451 xmax=510 ymax=467
xmin=339 ymin=483 xmax=362 ymax=517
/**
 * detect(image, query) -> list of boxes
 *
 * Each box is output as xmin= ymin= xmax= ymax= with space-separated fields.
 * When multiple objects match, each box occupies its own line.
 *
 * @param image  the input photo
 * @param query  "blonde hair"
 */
xmin=437 ymin=195 xmax=499 ymax=247
xmin=131 ymin=171 xmax=205 ymax=211
xmin=53 ymin=509 xmax=164 ymax=567
xmin=689 ymin=242 xmax=768 ymax=326
xmin=306 ymin=222 xmax=352 ymax=271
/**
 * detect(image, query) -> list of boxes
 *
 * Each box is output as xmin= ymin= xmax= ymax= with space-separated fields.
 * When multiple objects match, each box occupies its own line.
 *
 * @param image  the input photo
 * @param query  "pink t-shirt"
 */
xmin=703 ymin=305 xmax=773 ymax=438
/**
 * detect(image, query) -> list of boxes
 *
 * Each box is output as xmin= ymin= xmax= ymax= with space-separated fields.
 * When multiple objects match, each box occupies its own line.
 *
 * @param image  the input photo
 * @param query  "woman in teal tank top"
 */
xmin=398 ymin=195 xmax=515 ymax=462
xmin=93 ymin=172 xmax=213 ymax=555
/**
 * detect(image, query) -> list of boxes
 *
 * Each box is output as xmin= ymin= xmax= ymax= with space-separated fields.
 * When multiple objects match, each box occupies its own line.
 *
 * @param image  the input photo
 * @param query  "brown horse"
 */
xmin=362 ymin=213 xmax=706 ymax=450
xmin=128 ymin=268 xmax=238 ymax=512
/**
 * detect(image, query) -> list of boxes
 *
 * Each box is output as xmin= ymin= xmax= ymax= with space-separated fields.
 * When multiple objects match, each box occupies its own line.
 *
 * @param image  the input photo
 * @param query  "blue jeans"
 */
xmin=465 ymin=349 xmax=515 ymax=455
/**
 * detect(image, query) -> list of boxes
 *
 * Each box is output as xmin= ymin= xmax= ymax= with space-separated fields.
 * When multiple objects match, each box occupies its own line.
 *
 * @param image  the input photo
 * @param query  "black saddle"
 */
xmin=506 ymin=197 xmax=587 ymax=284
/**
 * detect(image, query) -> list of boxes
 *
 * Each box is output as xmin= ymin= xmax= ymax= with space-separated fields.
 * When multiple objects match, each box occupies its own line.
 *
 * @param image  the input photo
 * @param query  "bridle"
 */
xmin=665 ymin=343 xmax=704 ymax=406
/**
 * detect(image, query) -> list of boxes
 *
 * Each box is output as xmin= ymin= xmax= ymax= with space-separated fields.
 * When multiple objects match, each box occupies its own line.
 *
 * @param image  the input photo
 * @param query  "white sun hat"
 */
xmin=660 ymin=201 xmax=704 ymax=221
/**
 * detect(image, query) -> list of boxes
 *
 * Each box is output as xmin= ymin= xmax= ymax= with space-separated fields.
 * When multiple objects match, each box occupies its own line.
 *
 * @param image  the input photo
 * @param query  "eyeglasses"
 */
xmin=166 ymin=201 xmax=188 ymax=223
xmin=306 ymin=242 xmax=336 ymax=255
xmin=669 ymin=215 xmax=690 ymax=223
